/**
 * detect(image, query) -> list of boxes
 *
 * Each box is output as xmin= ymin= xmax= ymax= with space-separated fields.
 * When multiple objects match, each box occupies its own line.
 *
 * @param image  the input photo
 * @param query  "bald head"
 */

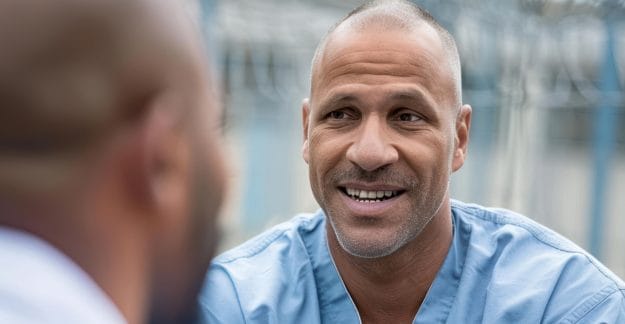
xmin=0 ymin=0 xmax=211 ymax=196
xmin=0 ymin=1 xmax=227 ymax=323
xmin=311 ymin=0 xmax=462 ymax=107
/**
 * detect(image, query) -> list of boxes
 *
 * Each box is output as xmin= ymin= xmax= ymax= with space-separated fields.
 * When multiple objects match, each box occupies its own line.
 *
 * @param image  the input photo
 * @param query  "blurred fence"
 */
xmin=199 ymin=0 xmax=625 ymax=277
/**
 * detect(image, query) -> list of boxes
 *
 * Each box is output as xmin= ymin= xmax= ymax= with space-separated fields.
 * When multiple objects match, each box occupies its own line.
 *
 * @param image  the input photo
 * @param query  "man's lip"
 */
xmin=337 ymin=182 xmax=406 ymax=191
xmin=338 ymin=189 xmax=405 ymax=216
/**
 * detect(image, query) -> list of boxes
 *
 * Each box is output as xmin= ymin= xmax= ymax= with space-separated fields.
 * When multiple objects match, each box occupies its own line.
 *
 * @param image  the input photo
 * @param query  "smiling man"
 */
xmin=201 ymin=1 xmax=625 ymax=323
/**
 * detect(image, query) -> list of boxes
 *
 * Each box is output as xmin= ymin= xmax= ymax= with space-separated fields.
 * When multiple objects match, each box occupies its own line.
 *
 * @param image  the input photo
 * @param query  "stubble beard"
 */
xmin=316 ymin=165 xmax=444 ymax=259
xmin=325 ymin=191 xmax=439 ymax=259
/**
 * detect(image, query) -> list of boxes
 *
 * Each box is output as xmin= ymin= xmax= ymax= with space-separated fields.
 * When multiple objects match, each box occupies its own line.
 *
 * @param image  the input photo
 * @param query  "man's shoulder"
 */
xmin=449 ymin=200 xmax=625 ymax=323
xmin=213 ymin=210 xmax=325 ymax=266
xmin=201 ymin=211 xmax=328 ymax=323
xmin=0 ymin=227 xmax=126 ymax=324
xmin=452 ymin=199 xmax=583 ymax=251
xmin=452 ymin=199 xmax=624 ymax=284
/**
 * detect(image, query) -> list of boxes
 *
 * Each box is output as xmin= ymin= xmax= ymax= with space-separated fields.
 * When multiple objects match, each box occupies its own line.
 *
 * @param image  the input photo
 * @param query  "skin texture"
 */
xmin=302 ymin=8 xmax=471 ymax=324
xmin=0 ymin=1 xmax=226 ymax=323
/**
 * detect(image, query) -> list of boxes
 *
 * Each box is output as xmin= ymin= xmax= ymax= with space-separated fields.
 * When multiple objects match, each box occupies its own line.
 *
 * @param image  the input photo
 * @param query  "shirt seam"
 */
xmin=299 ymin=216 xmax=355 ymax=323
xmin=452 ymin=202 xmax=624 ymax=290
xmin=415 ymin=209 xmax=463 ymax=323
xmin=442 ymin=209 xmax=462 ymax=323
xmin=225 ymin=266 xmax=249 ymax=324
xmin=562 ymin=287 xmax=624 ymax=323
xmin=216 ymin=215 xmax=317 ymax=264
xmin=324 ymin=237 xmax=363 ymax=324
xmin=207 ymin=264 xmax=248 ymax=324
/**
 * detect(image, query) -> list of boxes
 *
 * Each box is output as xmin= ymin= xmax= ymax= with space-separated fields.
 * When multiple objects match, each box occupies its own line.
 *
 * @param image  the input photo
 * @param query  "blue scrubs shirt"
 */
xmin=200 ymin=200 xmax=625 ymax=323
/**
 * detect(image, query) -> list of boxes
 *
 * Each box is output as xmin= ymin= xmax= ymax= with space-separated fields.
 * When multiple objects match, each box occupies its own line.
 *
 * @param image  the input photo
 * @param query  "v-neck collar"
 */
xmin=303 ymin=208 xmax=466 ymax=324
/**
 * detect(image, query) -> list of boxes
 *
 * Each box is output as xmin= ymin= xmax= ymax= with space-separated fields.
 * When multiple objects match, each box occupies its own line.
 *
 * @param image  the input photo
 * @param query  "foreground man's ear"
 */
xmin=123 ymin=98 xmax=188 ymax=226
xmin=301 ymin=98 xmax=311 ymax=164
xmin=452 ymin=104 xmax=472 ymax=172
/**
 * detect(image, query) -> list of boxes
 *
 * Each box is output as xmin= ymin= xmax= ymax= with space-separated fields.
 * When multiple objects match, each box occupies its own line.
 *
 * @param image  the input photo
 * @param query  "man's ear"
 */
xmin=301 ymin=98 xmax=311 ymax=164
xmin=452 ymin=104 xmax=472 ymax=172
xmin=123 ymin=100 xmax=188 ymax=219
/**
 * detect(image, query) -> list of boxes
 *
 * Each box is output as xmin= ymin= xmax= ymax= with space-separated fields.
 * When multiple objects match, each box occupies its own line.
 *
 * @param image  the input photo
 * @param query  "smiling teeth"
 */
xmin=345 ymin=188 xmax=398 ymax=200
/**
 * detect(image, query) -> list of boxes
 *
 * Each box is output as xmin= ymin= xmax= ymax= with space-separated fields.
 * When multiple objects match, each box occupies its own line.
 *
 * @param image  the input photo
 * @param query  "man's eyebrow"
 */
xmin=315 ymin=88 xmax=438 ymax=114
xmin=317 ymin=94 xmax=359 ymax=110
xmin=386 ymin=88 xmax=435 ymax=108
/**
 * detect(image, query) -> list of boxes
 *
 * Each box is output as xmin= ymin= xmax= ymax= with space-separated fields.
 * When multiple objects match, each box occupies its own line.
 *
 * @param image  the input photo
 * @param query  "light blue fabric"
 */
xmin=0 ymin=227 xmax=127 ymax=324
xmin=200 ymin=200 xmax=625 ymax=323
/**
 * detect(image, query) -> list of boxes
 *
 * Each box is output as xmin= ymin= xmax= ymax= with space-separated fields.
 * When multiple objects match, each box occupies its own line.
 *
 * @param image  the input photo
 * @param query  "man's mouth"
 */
xmin=339 ymin=186 xmax=404 ymax=203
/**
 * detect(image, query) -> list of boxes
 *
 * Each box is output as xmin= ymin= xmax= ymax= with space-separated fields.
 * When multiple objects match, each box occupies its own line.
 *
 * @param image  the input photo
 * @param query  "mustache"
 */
xmin=328 ymin=165 xmax=417 ymax=189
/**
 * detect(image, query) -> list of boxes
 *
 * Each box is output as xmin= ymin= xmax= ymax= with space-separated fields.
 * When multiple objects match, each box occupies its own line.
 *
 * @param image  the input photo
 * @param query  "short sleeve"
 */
xmin=198 ymin=264 xmax=246 ymax=324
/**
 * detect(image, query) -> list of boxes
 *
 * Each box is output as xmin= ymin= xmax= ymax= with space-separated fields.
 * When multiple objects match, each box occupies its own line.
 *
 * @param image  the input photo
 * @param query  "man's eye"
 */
xmin=328 ymin=111 xmax=348 ymax=119
xmin=398 ymin=112 xmax=421 ymax=122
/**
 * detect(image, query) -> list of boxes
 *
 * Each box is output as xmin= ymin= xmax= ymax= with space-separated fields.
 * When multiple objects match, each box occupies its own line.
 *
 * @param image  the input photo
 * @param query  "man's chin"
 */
xmin=339 ymin=240 xmax=402 ymax=259
xmin=332 ymin=227 xmax=406 ymax=259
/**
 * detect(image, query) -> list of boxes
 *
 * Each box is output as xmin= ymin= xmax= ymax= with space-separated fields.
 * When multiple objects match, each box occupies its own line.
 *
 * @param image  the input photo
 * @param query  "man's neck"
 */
xmin=327 ymin=202 xmax=453 ymax=324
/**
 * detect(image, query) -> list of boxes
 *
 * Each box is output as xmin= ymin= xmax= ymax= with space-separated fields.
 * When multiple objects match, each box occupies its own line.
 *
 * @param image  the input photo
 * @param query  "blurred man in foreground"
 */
xmin=201 ymin=0 xmax=625 ymax=323
xmin=0 ymin=0 xmax=226 ymax=323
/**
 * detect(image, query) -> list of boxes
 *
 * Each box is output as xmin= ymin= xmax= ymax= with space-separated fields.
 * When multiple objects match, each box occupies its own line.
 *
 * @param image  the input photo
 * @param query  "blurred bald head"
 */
xmin=0 ymin=0 xmax=211 ymax=196
xmin=0 ymin=1 xmax=227 ymax=324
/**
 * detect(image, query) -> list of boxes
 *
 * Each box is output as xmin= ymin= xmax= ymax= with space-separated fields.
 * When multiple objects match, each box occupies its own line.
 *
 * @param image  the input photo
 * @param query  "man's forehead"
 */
xmin=313 ymin=24 xmax=445 ymax=88
xmin=325 ymin=21 xmax=441 ymax=59
xmin=311 ymin=14 xmax=458 ymax=108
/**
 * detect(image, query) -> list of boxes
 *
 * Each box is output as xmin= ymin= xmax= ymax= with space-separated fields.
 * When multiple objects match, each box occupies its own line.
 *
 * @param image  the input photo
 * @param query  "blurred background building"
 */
xmin=197 ymin=0 xmax=625 ymax=277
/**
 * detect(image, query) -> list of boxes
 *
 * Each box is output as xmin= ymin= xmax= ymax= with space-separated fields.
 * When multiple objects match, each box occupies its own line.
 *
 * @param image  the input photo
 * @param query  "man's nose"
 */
xmin=346 ymin=116 xmax=399 ymax=172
